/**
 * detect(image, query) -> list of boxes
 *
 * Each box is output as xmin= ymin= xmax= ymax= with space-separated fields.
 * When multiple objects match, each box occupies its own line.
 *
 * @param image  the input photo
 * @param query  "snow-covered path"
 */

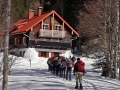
xmin=4 ymin=68 xmax=120 ymax=90
xmin=83 ymin=73 xmax=120 ymax=90
xmin=8 ymin=69 xmax=68 ymax=90
xmin=0 ymin=54 xmax=120 ymax=90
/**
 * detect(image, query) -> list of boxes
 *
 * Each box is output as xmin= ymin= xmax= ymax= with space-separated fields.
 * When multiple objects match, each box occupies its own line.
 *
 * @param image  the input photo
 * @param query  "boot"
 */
xmin=75 ymin=82 xmax=78 ymax=89
xmin=80 ymin=83 xmax=83 ymax=89
xmin=75 ymin=85 xmax=78 ymax=89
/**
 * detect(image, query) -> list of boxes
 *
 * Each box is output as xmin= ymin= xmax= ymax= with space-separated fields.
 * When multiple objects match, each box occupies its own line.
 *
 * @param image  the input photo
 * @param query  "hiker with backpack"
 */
xmin=60 ymin=57 xmax=67 ymax=78
xmin=56 ymin=56 xmax=61 ymax=76
xmin=51 ymin=57 xmax=57 ymax=74
xmin=66 ymin=57 xmax=74 ymax=80
xmin=73 ymin=58 xmax=85 ymax=89
xmin=47 ymin=58 xmax=52 ymax=71
xmin=71 ymin=56 xmax=76 ymax=63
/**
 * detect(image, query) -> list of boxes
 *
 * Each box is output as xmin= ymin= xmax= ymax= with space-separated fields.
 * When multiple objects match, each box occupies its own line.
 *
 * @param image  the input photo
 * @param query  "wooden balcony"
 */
xmin=39 ymin=29 xmax=66 ymax=38
xmin=29 ymin=40 xmax=71 ymax=49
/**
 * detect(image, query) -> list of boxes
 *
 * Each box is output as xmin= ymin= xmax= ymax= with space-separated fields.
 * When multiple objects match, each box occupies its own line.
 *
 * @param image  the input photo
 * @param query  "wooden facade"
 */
xmin=1 ymin=7 xmax=79 ymax=57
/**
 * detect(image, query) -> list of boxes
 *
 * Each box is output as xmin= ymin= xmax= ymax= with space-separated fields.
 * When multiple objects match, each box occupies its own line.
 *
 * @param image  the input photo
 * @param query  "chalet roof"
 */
xmin=1 ymin=10 xmax=79 ymax=36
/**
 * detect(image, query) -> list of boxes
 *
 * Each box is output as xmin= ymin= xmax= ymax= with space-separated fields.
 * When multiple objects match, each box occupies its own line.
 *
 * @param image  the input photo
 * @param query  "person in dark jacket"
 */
xmin=73 ymin=58 xmax=85 ymax=89
xmin=60 ymin=57 xmax=66 ymax=78
xmin=47 ymin=58 xmax=52 ymax=71
xmin=66 ymin=57 xmax=74 ymax=81
xmin=52 ymin=57 xmax=57 ymax=74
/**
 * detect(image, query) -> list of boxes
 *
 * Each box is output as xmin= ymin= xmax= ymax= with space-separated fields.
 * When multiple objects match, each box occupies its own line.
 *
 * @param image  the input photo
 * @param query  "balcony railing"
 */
xmin=29 ymin=40 xmax=71 ymax=49
xmin=39 ymin=29 xmax=66 ymax=38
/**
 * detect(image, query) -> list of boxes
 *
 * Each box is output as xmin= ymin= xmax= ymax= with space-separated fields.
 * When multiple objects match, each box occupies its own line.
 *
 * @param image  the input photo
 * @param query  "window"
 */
xmin=43 ymin=24 xmax=49 ymax=30
xmin=23 ymin=51 xmax=25 ymax=56
xmin=14 ymin=38 xmax=17 ymax=45
xmin=54 ymin=52 xmax=59 ymax=57
xmin=41 ymin=52 xmax=47 ymax=57
xmin=55 ymin=25 xmax=61 ymax=31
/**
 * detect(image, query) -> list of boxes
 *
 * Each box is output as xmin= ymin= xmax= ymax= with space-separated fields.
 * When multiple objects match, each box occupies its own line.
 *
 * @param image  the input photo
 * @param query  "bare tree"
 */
xmin=2 ymin=0 xmax=11 ymax=90
xmin=113 ymin=0 xmax=119 ymax=79
xmin=76 ymin=0 xmax=120 ymax=78
xmin=118 ymin=0 xmax=120 ymax=80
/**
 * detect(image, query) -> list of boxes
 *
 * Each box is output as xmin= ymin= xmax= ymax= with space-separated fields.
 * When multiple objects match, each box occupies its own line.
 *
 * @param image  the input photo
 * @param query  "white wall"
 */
xmin=9 ymin=48 xmax=72 ymax=58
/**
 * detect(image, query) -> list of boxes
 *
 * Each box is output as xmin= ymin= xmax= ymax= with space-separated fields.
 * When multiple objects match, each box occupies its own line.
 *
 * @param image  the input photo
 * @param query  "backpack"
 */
xmin=61 ymin=60 xmax=66 ymax=68
xmin=47 ymin=59 xmax=51 ymax=64
xmin=71 ymin=56 xmax=75 ymax=62
xmin=77 ymin=62 xmax=85 ymax=71
xmin=67 ymin=61 xmax=74 ymax=67
xmin=60 ymin=64 xmax=64 ymax=68
xmin=56 ymin=58 xmax=61 ymax=65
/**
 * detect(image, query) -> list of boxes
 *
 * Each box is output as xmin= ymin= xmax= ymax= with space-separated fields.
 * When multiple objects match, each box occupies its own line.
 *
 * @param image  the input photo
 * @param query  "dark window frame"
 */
xmin=43 ymin=24 xmax=49 ymax=30
xmin=55 ymin=25 xmax=62 ymax=31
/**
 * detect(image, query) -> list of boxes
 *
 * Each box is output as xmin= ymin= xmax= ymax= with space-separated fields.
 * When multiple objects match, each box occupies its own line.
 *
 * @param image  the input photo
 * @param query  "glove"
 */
xmin=83 ymin=70 xmax=86 ymax=75
xmin=73 ymin=73 xmax=75 ymax=76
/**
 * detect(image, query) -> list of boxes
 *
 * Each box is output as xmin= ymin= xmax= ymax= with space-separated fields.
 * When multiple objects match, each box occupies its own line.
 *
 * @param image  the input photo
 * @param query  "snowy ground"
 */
xmin=0 ymin=49 xmax=120 ymax=90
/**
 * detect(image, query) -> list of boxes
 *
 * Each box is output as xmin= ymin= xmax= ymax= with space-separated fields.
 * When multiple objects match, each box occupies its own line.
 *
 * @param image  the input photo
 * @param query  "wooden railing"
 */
xmin=39 ymin=29 xmax=66 ymax=38
xmin=29 ymin=40 xmax=71 ymax=49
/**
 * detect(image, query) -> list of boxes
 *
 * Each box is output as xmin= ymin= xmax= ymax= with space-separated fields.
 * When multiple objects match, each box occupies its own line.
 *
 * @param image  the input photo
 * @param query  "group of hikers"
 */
xmin=47 ymin=55 xmax=85 ymax=89
xmin=47 ymin=56 xmax=75 ymax=80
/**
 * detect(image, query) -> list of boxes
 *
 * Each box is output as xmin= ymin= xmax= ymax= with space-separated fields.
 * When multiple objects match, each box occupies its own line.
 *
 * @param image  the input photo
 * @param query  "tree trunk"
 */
xmin=2 ymin=0 xmax=11 ymax=90
xmin=113 ymin=0 xmax=119 ymax=78
xmin=118 ymin=0 xmax=120 ymax=80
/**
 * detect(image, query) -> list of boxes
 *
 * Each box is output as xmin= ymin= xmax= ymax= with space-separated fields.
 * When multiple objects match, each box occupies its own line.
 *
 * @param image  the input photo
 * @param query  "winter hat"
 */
xmin=77 ymin=58 xmax=80 ymax=61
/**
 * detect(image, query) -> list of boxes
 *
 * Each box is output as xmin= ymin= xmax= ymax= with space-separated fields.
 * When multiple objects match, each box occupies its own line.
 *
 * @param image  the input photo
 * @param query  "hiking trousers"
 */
xmin=66 ymin=67 xmax=72 ymax=80
xmin=75 ymin=72 xmax=83 ymax=86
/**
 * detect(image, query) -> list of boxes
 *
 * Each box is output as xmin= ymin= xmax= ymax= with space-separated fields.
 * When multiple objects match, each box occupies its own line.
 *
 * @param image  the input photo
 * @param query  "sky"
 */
xmin=0 ymin=48 xmax=120 ymax=90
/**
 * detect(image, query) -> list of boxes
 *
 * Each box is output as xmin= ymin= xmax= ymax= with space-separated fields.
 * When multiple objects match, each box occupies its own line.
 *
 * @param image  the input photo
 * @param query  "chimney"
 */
xmin=28 ymin=9 xmax=34 ymax=20
xmin=38 ymin=7 xmax=42 ymax=16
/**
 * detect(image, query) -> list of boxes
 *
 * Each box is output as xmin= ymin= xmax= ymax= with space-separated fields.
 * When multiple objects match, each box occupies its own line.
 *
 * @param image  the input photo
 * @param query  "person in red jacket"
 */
xmin=73 ymin=58 xmax=85 ymax=89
